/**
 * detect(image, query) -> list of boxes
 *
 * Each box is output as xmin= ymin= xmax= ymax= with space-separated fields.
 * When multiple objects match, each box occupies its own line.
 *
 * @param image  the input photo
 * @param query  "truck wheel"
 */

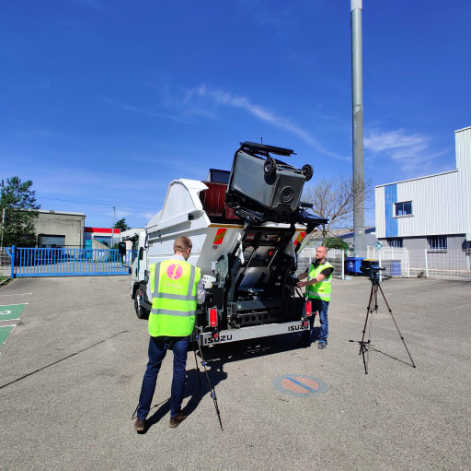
xmin=134 ymin=293 xmax=150 ymax=320
xmin=264 ymin=157 xmax=276 ymax=176
xmin=302 ymin=164 xmax=313 ymax=181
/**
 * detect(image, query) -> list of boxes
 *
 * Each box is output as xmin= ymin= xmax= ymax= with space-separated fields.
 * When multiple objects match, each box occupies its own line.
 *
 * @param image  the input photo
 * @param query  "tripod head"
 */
xmin=360 ymin=265 xmax=385 ymax=284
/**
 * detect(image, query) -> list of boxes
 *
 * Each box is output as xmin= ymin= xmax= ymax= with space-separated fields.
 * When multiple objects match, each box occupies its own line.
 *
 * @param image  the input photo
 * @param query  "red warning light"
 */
xmin=209 ymin=308 xmax=218 ymax=328
xmin=305 ymin=300 xmax=312 ymax=317
xmin=268 ymin=250 xmax=274 ymax=257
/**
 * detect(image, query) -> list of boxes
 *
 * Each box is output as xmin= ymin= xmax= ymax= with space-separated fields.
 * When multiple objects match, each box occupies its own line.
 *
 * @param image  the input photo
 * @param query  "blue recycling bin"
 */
xmin=346 ymin=257 xmax=365 ymax=275
xmin=390 ymin=260 xmax=402 ymax=277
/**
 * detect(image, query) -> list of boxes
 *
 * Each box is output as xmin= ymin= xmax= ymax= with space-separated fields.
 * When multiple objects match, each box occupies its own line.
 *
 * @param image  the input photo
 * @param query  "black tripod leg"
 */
xmin=191 ymin=331 xmax=202 ymax=388
xmin=360 ymin=284 xmax=374 ymax=354
xmin=194 ymin=331 xmax=224 ymax=431
xmin=377 ymin=284 xmax=416 ymax=368
xmin=359 ymin=285 xmax=376 ymax=374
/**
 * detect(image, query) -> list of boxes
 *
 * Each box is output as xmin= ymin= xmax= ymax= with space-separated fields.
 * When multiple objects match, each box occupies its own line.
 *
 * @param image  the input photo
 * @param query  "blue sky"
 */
xmin=1 ymin=0 xmax=470 ymax=229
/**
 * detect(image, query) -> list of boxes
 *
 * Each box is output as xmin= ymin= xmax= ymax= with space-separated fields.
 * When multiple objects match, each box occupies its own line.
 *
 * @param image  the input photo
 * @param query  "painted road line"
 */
xmin=0 ymin=326 xmax=14 ymax=346
xmin=0 ymin=304 xmax=27 ymax=322
xmin=0 ymin=293 xmax=32 ymax=297
xmin=0 ymin=303 xmax=29 ymax=307
xmin=274 ymin=374 xmax=329 ymax=397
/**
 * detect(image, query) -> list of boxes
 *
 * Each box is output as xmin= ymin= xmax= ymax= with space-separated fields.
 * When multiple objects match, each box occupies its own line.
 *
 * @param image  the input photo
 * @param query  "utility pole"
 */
xmin=111 ymin=206 xmax=116 ymax=248
xmin=0 ymin=208 xmax=5 ymax=255
xmin=351 ymin=0 xmax=366 ymax=255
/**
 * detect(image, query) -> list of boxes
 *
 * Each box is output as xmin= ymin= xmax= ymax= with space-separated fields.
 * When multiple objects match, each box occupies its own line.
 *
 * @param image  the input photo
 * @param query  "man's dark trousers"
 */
xmin=137 ymin=335 xmax=189 ymax=420
xmin=301 ymin=299 xmax=329 ymax=346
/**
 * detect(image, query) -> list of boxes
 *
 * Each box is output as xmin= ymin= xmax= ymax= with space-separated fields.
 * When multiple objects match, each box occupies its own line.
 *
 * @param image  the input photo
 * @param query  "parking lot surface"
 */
xmin=0 ymin=275 xmax=470 ymax=471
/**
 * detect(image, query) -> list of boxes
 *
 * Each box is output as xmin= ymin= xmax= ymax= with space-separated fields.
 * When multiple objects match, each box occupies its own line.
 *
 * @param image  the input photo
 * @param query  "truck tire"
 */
xmin=134 ymin=291 xmax=150 ymax=320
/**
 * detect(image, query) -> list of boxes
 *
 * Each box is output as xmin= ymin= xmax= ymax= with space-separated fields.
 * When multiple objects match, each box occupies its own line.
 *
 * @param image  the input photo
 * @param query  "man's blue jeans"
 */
xmin=301 ymin=299 xmax=330 ymax=345
xmin=137 ymin=335 xmax=189 ymax=420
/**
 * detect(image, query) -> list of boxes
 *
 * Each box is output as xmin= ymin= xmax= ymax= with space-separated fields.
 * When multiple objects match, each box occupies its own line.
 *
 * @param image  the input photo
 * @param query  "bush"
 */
xmin=325 ymin=237 xmax=349 ymax=251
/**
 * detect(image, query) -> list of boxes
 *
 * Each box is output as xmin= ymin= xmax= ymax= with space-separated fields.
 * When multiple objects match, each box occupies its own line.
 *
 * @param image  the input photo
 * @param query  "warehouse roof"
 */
xmin=38 ymin=209 xmax=86 ymax=217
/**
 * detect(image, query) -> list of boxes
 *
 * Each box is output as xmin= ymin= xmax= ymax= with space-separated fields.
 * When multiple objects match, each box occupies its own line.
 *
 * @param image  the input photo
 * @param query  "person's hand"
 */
xmin=297 ymin=281 xmax=306 ymax=288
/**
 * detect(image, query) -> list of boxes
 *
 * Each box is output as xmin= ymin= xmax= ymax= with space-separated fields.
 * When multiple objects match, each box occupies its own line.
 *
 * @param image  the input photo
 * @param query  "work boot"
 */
xmin=134 ymin=418 xmax=146 ymax=434
xmin=318 ymin=343 xmax=327 ymax=350
xmin=169 ymin=412 xmax=187 ymax=428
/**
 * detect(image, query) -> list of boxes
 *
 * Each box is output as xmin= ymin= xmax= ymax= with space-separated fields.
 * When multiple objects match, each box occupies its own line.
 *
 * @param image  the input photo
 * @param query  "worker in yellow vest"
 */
xmin=297 ymin=245 xmax=334 ymax=349
xmin=135 ymin=236 xmax=205 ymax=433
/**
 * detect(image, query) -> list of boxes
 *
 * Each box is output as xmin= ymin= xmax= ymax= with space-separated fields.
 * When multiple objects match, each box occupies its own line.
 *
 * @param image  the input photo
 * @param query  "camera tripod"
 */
xmin=359 ymin=275 xmax=416 ymax=375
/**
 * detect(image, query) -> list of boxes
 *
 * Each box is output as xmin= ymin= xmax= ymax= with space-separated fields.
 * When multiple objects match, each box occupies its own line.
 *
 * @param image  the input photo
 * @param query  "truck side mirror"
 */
xmin=139 ymin=247 xmax=144 ymax=261
xmin=118 ymin=242 xmax=127 ymax=256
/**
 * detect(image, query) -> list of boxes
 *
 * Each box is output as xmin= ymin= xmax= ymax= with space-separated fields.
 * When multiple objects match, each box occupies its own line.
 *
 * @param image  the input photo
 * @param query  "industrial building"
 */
xmin=35 ymin=210 xmax=86 ymax=247
xmin=375 ymin=127 xmax=471 ymax=250
xmin=339 ymin=227 xmax=376 ymax=248
xmin=84 ymin=227 xmax=121 ymax=248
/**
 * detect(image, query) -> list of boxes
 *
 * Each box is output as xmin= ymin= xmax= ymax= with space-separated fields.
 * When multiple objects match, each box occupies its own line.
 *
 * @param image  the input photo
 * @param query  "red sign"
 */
xmin=213 ymin=229 xmax=227 ymax=246
xmin=294 ymin=231 xmax=306 ymax=247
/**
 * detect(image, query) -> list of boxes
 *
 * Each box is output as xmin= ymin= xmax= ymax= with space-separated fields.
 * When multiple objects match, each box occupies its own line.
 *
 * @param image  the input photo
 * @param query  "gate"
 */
xmin=5 ymin=246 xmax=133 ymax=277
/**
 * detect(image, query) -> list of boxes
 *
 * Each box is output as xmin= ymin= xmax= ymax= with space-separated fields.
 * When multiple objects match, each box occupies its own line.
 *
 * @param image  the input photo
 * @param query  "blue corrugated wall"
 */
xmin=385 ymin=184 xmax=398 ymax=238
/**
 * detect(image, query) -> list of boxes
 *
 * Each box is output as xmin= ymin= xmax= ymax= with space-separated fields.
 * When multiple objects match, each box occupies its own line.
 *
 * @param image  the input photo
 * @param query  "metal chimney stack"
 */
xmin=351 ymin=0 xmax=365 ymax=255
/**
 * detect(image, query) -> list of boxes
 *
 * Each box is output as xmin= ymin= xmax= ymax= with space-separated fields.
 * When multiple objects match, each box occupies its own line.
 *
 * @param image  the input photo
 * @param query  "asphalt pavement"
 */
xmin=0 ymin=275 xmax=470 ymax=471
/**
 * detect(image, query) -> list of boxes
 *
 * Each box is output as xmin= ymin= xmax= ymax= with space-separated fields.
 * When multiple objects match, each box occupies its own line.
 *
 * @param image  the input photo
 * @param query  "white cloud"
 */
xmin=364 ymin=128 xmax=449 ymax=174
xmin=364 ymin=129 xmax=427 ymax=153
xmin=105 ymin=82 xmax=348 ymax=161
xmin=188 ymin=85 xmax=349 ymax=161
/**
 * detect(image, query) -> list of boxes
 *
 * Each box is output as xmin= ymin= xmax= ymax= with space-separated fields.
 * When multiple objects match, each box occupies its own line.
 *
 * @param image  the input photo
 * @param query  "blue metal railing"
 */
xmin=6 ymin=246 xmax=133 ymax=277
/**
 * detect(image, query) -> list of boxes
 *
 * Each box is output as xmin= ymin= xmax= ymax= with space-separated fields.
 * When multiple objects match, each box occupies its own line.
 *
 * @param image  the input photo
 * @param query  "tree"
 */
xmin=302 ymin=174 xmax=373 ymax=244
xmin=114 ymin=218 xmax=130 ymax=231
xmin=0 ymin=177 xmax=40 ymax=247
xmin=325 ymin=237 xmax=349 ymax=251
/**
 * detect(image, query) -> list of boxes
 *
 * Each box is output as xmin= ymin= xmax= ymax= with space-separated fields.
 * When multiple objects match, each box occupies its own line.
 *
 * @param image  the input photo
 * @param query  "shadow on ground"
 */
xmin=141 ymin=328 xmax=322 ymax=431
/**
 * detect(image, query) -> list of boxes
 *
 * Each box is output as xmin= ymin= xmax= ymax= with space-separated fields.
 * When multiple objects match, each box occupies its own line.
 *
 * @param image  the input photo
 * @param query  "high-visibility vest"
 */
xmin=307 ymin=260 xmax=334 ymax=301
xmin=148 ymin=259 xmax=201 ymax=337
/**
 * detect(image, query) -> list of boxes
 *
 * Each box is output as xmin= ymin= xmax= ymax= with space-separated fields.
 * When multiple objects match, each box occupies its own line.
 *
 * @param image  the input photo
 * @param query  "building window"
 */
xmin=395 ymin=201 xmax=412 ymax=216
xmin=389 ymin=238 xmax=403 ymax=248
xmin=428 ymin=236 xmax=447 ymax=250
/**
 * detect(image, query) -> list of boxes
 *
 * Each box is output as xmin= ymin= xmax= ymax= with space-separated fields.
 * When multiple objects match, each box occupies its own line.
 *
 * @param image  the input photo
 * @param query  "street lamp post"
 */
xmin=351 ymin=0 xmax=366 ymax=255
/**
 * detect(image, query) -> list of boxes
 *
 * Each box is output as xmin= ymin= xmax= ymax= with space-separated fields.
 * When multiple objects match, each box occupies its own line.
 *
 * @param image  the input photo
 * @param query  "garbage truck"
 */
xmin=124 ymin=141 xmax=327 ymax=347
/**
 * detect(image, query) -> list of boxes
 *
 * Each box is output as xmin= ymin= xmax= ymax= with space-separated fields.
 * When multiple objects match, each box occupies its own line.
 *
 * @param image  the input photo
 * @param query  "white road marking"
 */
xmin=0 ymin=303 xmax=28 ymax=307
xmin=0 ymin=293 xmax=32 ymax=297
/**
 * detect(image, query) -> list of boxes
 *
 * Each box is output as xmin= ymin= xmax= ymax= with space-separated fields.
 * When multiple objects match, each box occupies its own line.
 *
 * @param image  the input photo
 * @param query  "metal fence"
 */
xmin=297 ymin=248 xmax=345 ymax=279
xmin=366 ymin=246 xmax=471 ymax=281
xmin=3 ymin=247 xmax=133 ymax=277
xmin=297 ymin=246 xmax=471 ymax=282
